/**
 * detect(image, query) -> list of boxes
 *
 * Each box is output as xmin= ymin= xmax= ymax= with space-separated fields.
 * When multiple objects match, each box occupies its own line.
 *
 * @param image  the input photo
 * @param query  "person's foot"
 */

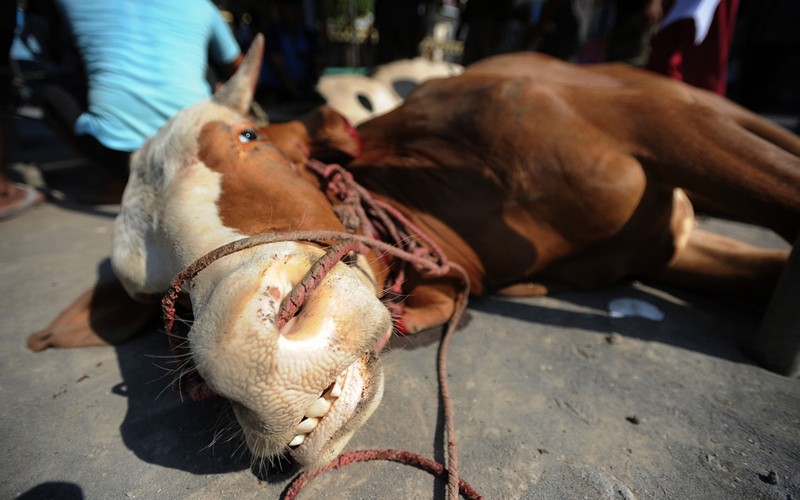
xmin=0 ymin=181 xmax=45 ymax=220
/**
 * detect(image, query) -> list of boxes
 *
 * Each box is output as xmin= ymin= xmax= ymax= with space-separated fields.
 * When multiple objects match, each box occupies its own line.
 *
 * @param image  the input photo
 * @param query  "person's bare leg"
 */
xmin=27 ymin=274 xmax=159 ymax=351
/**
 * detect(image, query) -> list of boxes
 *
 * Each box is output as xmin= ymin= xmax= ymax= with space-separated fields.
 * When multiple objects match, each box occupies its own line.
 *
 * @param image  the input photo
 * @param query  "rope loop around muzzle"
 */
xmin=162 ymin=229 xmax=457 ymax=342
xmin=162 ymin=229 xmax=462 ymax=397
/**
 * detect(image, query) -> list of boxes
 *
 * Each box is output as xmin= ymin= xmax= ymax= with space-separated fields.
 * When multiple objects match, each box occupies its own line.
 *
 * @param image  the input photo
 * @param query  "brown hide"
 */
xmin=340 ymin=53 xmax=800 ymax=331
xmin=196 ymin=104 xmax=364 ymax=237
xmin=197 ymin=121 xmax=345 ymax=236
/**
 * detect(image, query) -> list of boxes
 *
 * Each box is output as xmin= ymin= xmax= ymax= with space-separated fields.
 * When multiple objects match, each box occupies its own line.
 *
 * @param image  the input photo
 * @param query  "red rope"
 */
xmin=160 ymin=161 xmax=480 ymax=499
xmin=283 ymin=449 xmax=482 ymax=500
xmin=277 ymin=239 xmax=362 ymax=329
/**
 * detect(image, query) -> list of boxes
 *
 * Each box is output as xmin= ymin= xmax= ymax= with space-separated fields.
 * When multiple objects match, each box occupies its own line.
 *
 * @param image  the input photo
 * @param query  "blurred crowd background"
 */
xmin=0 ymin=0 xmax=797 ymax=216
xmin=8 ymin=0 xmax=798 ymax=117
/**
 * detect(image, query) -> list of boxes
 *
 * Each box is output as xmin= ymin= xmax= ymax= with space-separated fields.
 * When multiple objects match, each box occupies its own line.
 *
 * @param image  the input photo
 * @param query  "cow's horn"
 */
xmin=213 ymin=33 xmax=264 ymax=114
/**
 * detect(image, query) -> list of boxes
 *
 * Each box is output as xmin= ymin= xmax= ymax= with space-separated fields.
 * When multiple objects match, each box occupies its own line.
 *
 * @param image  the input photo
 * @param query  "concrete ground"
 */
xmin=1 ymin=114 xmax=799 ymax=500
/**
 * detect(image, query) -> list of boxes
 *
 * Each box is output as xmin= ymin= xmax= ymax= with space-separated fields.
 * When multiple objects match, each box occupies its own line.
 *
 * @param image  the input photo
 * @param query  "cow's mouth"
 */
xmin=287 ymin=368 xmax=348 ymax=449
xmin=183 ymin=241 xmax=392 ymax=469
xmin=287 ymin=351 xmax=384 ymax=468
xmin=233 ymin=350 xmax=384 ymax=469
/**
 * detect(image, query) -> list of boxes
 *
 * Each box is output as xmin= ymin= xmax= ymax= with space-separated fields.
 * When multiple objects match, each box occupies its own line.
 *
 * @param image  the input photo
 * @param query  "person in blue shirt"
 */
xmin=40 ymin=0 xmax=242 ymax=200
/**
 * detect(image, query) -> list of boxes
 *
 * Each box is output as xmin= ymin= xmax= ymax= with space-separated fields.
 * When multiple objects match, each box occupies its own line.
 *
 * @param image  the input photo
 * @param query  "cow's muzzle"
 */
xmin=164 ymin=239 xmax=391 ymax=467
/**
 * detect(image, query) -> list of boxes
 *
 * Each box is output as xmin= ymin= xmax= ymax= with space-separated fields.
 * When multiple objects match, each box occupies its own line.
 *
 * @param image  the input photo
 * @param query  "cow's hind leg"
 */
xmin=644 ymin=100 xmax=800 ymax=242
xmin=695 ymin=91 xmax=800 ymax=158
xmin=644 ymin=228 xmax=789 ymax=304
xmin=27 ymin=275 xmax=159 ymax=351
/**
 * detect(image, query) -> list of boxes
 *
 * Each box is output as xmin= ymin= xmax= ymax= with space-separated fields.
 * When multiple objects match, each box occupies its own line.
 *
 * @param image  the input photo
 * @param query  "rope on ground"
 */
xmin=282 ymin=448 xmax=482 ymax=500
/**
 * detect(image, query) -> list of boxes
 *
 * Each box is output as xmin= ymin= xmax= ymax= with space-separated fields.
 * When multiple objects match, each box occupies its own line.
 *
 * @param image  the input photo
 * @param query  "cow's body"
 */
xmin=338 ymin=52 xmax=798 ymax=330
xmin=28 ymin=36 xmax=800 ymax=471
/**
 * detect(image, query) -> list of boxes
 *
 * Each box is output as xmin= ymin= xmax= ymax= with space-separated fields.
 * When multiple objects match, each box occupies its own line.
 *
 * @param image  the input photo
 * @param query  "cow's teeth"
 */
xmin=330 ymin=378 xmax=343 ymax=398
xmin=289 ymin=369 xmax=350 ymax=447
xmin=305 ymin=397 xmax=331 ymax=418
xmin=295 ymin=417 xmax=319 ymax=434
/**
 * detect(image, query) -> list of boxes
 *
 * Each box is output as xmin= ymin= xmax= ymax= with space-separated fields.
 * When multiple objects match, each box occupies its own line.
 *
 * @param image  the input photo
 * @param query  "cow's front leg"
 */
xmin=396 ymin=279 xmax=460 ymax=335
xmin=27 ymin=275 xmax=159 ymax=351
xmin=644 ymin=228 xmax=789 ymax=304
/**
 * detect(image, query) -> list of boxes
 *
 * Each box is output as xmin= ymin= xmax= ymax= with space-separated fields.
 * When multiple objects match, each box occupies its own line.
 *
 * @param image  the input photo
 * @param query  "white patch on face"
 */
xmin=164 ymin=163 xmax=243 ymax=265
xmin=112 ymin=101 xmax=256 ymax=297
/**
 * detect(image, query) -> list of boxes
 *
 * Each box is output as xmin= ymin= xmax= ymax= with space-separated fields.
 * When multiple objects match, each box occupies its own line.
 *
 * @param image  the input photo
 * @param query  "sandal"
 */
xmin=0 ymin=182 xmax=45 ymax=220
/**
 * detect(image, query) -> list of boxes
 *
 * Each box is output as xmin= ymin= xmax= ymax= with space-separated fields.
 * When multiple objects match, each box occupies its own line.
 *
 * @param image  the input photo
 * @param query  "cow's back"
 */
xmin=349 ymin=59 xmax=678 ymax=293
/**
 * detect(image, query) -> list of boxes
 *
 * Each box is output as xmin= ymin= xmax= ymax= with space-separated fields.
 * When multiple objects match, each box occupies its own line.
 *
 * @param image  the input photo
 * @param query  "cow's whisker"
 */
xmin=205 ymin=405 xmax=241 ymax=451
xmin=145 ymin=352 xmax=192 ymax=360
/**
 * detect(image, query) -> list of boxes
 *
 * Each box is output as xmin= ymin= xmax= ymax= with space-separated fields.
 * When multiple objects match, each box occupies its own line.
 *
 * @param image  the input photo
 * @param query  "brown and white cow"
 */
xmin=27 ymin=34 xmax=800 ymax=471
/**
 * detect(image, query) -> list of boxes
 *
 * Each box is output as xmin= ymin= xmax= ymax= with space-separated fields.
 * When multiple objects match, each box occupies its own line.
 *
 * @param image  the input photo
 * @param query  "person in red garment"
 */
xmin=646 ymin=0 xmax=739 ymax=95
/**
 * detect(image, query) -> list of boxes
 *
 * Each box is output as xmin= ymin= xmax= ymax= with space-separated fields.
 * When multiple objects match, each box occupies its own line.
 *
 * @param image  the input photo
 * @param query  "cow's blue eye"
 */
xmin=239 ymin=129 xmax=258 ymax=143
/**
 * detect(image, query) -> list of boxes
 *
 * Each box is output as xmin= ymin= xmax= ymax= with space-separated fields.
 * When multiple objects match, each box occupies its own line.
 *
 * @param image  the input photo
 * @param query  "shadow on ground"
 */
xmin=395 ymin=280 xmax=764 ymax=364
xmin=112 ymin=330 xmax=248 ymax=475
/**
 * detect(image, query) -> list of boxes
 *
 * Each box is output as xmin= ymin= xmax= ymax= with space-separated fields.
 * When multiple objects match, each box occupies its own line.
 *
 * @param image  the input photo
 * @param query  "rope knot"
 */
xmin=310 ymin=160 xmax=354 ymax=201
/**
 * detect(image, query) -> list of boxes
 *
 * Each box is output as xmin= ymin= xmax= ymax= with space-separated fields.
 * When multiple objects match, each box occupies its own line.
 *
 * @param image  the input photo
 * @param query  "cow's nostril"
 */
xmin=342 ymin=251 xmax=359 ymax=268
xmin=278 ymin=241 xmax=362 ymax=329
xmin=278 ymin=298 xmax=303 ymax=331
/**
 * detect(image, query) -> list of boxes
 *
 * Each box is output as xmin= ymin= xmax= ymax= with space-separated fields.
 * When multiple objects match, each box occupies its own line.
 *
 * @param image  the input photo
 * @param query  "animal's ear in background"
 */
xmin=316 ymin=74 xmax=401 ymax=126
xmin=213 ymin=33 xmax=264 ymax=115
xmin=299 ymin=105 xmax=362 ymax=164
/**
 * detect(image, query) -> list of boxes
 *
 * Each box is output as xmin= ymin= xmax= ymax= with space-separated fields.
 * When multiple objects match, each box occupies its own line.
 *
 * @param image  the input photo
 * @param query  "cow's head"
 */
xmin=111 ymin=34 xmax=392 ymax=469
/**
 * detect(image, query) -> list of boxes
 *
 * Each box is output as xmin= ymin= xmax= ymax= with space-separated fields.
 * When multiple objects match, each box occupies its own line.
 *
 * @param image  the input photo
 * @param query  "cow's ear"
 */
xmin=213 ymin=33 xmax=263 ymax=114
xmin=300 ymin=105 xmax=362 ymax=163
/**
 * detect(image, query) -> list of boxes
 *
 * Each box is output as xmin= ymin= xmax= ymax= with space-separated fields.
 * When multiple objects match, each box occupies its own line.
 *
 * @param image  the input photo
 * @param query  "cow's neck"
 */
xmin=345 ymin=160 xmax=489 ymax=295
